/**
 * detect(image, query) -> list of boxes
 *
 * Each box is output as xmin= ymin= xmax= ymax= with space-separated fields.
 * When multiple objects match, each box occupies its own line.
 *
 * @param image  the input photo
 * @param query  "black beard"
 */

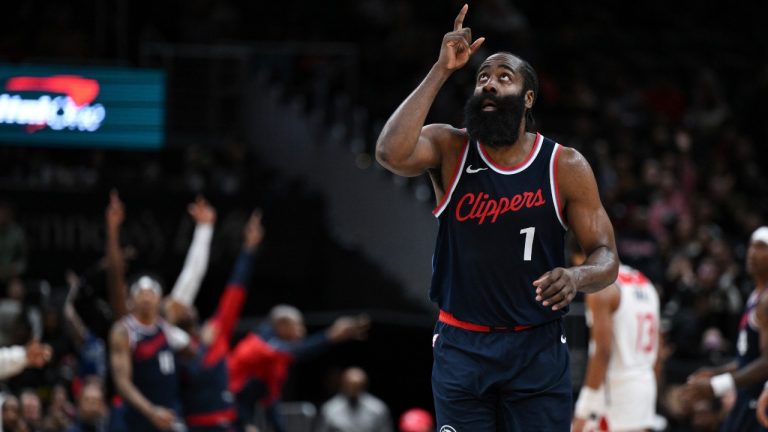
xmin=464 ymin=92 xmax=526 ymax=148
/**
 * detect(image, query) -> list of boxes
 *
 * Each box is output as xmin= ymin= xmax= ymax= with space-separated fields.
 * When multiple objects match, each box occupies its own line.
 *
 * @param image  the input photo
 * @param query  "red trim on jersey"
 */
xmin=552 ymin=145 xmax=567 ymax=227
xmin=133 ymin=332 xmax=168 ymax=361
xmin=111 ymin=395 xmax=123 ymax=408
xmin=228 ymin=333 xmax=294 ymax=405
xmin=203 ymin=284 xmax=247 ymax=368
xmin=478 ymin=132 xmax=540 ymax=172
xmin=616 ymin=268 xmax=650 ymax=286
xmin=617 ymin=271 xmax=635 ymax=285
xmin=432 ymin=140 xmax=469 ymax=215
xmin=185 ymin=407 xmax=237 ymax=426
xmin=438 ymin=310 xmax=531 ymax=332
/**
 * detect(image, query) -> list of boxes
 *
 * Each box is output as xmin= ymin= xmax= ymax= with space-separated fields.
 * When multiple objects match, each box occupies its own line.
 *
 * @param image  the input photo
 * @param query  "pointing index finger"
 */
xmin=454 ymin=4 xmax=468 ymax=31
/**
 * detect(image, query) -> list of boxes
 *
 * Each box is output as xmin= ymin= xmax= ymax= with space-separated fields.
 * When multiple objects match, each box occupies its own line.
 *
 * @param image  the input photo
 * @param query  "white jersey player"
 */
xmin=573 ymin=262 xmax=661 ymax=432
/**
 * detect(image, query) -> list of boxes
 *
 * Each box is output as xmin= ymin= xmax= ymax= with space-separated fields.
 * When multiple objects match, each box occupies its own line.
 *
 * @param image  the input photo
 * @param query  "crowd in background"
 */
xmin=0 ymin=195 xmax=429 ymax=432
xmin=2 ymin=1 xmax=768 ymax=431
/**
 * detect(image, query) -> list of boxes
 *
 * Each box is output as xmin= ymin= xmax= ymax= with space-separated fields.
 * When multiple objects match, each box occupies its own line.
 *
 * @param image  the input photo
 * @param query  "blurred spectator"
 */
xmin=398 ymin=408 xmax=433 ymax=432
xmin=1 ymin=392 xmax=25 ymax=432
xmin=65 ymin=379 xmax=109 ymax=432
xmin=42 ymin=383 xmax=75 ymax=431
xmin=684 ymin=70 xmax=730 ymax=137
xmin=615 ymin=206 xmax=664 ymax=283
xmin=19 ymin=388 xmax=42 ymax=432
xmin=63 ymin=272 xmax=107 ymax=388
xmin=0 ymin=201 xmax=27 ymax=285
xmin=316 ymin=367 xmax=392 ymax=432
xmin=229 ymin=306 xmax=370 ymax=432
xmin=0 ymin=279 xmax=42 ymax=347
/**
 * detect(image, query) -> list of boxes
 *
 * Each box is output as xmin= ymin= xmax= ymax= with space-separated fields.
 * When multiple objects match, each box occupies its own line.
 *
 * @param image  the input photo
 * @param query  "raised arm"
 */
xmin=289 ymin=315 xmax=370 ymax=363
xmin=375 ymin=4 xmax=484 ymax=177
xmin=168 ymin=197 xmax=215 ymax=307
xmin=201 ymin=211 xmax=263 ymax=347
xmin=110 ymin=323 xmax=177 ymax=431
xmin=63 ymin=271 xmax=89 ymax=349
xmin=535 ymin=148 xmax=619 ymax=310
xmin=105 ymin=191 xmax=129 ymax=319
xmin=573 ymin=285 xmax=620 ymax=431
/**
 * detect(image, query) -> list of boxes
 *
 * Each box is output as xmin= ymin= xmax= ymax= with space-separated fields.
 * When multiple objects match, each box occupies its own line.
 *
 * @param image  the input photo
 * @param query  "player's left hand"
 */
xmin=533 ymin=267 xmax=578 ymax=311
xmin=680 ymin=378 xmax=714 ymax=407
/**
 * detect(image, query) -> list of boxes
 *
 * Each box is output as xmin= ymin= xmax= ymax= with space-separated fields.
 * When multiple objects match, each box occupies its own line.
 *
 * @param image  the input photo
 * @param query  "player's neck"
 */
xmin=480 ymin=128 xmax=535 ymax=167
xmin=755 ymin=275 xmax=768 ymax=292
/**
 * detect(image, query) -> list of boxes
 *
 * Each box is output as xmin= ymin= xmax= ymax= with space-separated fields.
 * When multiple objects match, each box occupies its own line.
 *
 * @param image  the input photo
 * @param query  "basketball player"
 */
xmin=571 ymin=240 xmax=661 ymax=432
xmin=682 ymin=226 xmax=768 ymax=432
xmin=173 ymin=211 xmax=263 ymax=432
xmin=228 ymin=306 xmax=370 ymax=432
xmin=106 ymin=192 xmax=195 ymax=432
xmin=375 ymin=4 xmax=618 ymax=431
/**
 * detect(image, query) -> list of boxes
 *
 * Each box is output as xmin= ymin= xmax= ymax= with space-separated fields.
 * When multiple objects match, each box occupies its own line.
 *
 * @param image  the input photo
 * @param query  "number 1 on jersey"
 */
xmin=520 ymin=227 xmax=535 ymax=261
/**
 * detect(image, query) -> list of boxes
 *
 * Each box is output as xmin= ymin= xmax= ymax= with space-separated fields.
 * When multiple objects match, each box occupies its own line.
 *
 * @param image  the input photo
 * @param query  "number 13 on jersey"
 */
xmin=635 ymin=312 xmax=657 ymax=354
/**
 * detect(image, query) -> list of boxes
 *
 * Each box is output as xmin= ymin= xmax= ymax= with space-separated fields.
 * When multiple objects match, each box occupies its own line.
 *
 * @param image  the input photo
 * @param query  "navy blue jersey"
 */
xmin=720 ymin=289 xmax=768 ymax=432
xmin=430 ymin=132 xmax=568 ymax=326
xmin=121 ymin=315 xmax=182 ymax=430
xmin=179 ymin=346 xmax=235 ymax=430
xmin=736 ymin=290 xmax=765 ymax=395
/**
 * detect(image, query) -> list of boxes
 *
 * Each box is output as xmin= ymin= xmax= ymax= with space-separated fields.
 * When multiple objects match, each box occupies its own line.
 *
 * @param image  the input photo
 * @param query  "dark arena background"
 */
xmin=1 ymin=1 xmax=767 ymax=431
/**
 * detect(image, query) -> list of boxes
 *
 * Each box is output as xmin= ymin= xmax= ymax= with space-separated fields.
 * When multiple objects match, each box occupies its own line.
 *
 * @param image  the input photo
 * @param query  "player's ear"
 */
xmin=525 ymin=90 xmax=535 ymax=109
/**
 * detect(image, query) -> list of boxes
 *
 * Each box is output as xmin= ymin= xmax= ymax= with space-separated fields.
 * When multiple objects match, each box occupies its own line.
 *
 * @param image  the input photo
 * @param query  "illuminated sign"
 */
xmin=0 ymin=64 xmax=165 ymax=150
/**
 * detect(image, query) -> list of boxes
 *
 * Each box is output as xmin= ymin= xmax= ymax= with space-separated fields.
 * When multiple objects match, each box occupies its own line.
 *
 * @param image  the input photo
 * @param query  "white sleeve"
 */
xmin=164 ymin=325 xmax=191 ymax=352
xmin=170 ymin=223 xmax=214 ymax=306
xmin=0 ymin=346 xmax=28 ymax=380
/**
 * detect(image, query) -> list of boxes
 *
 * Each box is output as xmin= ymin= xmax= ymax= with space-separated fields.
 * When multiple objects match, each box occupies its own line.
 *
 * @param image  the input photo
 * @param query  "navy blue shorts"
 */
xmin=431 ymin=319 xmax=572 ymax=432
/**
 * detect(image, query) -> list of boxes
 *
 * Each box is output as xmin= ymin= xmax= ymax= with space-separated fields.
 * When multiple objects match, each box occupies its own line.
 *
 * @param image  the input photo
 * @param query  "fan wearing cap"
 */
xmin=105 ymin=191 xmax=195 ymax=432
xmin=682 ymin=226 xmax=768 ymax=432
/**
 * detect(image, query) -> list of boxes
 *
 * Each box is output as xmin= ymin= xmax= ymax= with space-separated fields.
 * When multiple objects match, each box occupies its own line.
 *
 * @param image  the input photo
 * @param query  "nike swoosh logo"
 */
xmin=561 ymin=335 xmax=567 ymax=344
xmin=466 ymin=165 xmax=488 ymax=174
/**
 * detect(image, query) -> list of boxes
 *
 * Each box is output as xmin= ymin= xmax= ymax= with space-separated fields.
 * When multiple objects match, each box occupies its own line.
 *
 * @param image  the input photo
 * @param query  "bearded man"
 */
xmin=375 ymin=4 xmax=619 ymax=431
